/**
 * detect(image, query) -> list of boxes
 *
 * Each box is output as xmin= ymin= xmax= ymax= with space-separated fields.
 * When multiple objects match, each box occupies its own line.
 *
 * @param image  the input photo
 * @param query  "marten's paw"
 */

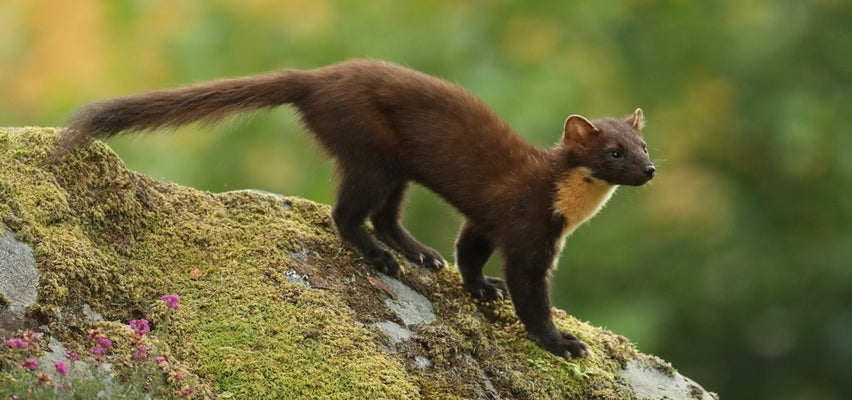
xmin=537 ymin=331 xmax=592 ymax=359
xmin=377 ymin=232 xmax=447 ymax=271
xmin=392 ymin=241 xmax=446 ymax=271
xmin=466 ymin=276 xmax=508 ymax=301
xmin=367 ymin=251 xmax=403 ymax=276
xmin=412 ymin=247 xmax=447 ymax=271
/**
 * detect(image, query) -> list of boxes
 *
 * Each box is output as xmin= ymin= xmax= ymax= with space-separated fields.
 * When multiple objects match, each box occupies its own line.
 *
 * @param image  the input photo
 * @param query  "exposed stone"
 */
xmin=374 ymin=320 xmax=413 ymax=347
xmin=377 ymin=272 xmax=436 ymax=326
xmin=620 ymin=355 xmax=717 ymax=400
xmin=0 ymin=230 xmax=38 ymax=314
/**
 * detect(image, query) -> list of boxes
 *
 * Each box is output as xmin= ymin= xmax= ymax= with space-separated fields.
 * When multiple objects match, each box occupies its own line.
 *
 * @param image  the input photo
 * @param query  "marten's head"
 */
xmin=560 ymin=108 xmax=655 ymax=186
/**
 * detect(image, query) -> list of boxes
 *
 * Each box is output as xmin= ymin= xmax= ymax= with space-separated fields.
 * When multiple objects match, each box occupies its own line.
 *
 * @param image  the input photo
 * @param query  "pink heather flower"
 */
xmin=162 ymin=294 xmax=180 ymax=309
xmin=5 ymin=337 xmax=27 ymax=348
xmin=132 ymin=343 xmax=149 ymax=361
xmin=65 ymin=350 xmax=80 ymax=361
xmin=95 ymin=337 xmax=112 ymax=350
xmin=129 ymin=319 xmax=150 ymax=336
xmin=156 ymin=356 xmax=169 ymax=372
xmin=54 ymin=361 xmax=68 ymax=377
xmin=86 ymin=328 xmax=112 ymax=358
xmin=21 ymin=358 xmax=38 ymax=371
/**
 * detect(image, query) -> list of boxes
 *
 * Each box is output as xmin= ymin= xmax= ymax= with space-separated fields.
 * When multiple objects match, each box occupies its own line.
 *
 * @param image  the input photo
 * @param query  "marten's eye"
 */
xmin=608 ymin=150 xmax=623 ymax=160
xmin=642 ymin=145 xmax=648 ymax=154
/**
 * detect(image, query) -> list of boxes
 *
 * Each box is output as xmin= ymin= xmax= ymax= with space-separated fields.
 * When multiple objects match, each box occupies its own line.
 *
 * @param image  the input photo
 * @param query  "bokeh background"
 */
xmin=2 ymin=1 xmax=850 ymax=399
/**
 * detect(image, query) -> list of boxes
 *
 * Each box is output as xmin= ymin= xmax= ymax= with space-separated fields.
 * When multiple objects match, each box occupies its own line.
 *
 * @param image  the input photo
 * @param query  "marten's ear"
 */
xmin=563 ymin=115 xmax=599 ymax=145
xmin=626 ymin=108 xmax=645 ymax=132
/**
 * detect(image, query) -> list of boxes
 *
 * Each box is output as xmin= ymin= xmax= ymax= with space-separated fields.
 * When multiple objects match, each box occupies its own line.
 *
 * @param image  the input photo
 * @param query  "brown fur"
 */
xmin=53 ymin=59 xmax=656 ymax=358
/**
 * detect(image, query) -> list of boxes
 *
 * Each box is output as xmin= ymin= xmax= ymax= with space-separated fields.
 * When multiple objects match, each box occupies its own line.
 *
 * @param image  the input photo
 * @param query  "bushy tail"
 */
xmin=52 ymin=69 xmax=308 ymax=158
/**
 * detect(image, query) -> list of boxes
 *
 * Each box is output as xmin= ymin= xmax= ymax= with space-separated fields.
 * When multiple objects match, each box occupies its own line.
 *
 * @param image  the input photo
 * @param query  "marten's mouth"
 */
xmin=619 ymin=172 xmax=655 ymax=186
xmin=636 ymin=177 xmax=654 ymax=186
xmin=594 ymin=169 xmax=655 ymax=186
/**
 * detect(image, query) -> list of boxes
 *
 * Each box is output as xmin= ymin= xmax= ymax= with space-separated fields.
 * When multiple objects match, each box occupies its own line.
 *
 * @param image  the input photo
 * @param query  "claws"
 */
xmin=559 ymin=333 xmax=591 ymax=359
xmin=397 ymin=247 xmax=445 ymax=271
xmin=369 ymin=251 xmax=402 ymax=276
xmin=533 ymin=330 xmax=591 ymax=359
xmin=416 ymin=251 xmax=445 ymax=271
xmin=466 ymin=276 xmax=507 ymax=301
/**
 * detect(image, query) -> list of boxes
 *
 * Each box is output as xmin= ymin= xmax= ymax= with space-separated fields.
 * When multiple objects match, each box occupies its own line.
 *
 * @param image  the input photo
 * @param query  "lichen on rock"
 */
xmin=0 ymin=127 xmax=716 ymax=399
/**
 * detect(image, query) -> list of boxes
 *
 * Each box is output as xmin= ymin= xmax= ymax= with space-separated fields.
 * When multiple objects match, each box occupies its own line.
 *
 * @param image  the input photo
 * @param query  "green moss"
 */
xmin=1 ymin=127 xmax=648 ymax=399
xmin=1 ymin=127 xmax=417 ymax=399
xmin=401 ymin=268 xmax=640 ymax=400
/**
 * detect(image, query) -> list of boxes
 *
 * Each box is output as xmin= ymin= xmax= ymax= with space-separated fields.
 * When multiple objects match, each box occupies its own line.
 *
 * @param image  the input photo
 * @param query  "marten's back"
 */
xmin=292 ymin=60 xmax=540 ymax=212
xmin=54 ymin=59 xmax=543 ymax=216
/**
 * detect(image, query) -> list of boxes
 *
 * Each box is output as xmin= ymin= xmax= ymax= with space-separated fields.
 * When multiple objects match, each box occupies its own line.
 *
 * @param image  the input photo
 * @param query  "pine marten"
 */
xmin=53 ymin=59 xmax=655 ymax=358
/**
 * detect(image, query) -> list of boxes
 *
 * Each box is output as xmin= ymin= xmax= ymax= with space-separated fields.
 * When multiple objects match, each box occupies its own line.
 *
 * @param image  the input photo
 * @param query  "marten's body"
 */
xmin=54 ymin=59 xmax=655 ymax=358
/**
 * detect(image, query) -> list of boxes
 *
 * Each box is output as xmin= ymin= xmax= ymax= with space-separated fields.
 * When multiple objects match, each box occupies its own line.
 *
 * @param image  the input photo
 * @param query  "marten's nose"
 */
xmin=643 ymin=165 xmax=656 ymax=178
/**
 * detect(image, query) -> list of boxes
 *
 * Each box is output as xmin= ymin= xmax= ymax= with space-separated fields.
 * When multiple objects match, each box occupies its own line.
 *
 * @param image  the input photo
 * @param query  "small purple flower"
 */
xmin=86 ymin=328 xmax=112 ymax=358
xmin=162 ymin=294 xmax=180 ymax=310
xmin=5 ymin=338 xmax=27 ymax=348
xmin=153 ymin=356 xmax=166 ymax=363
xmin=65 ymin=350 xmax=80 ymax=361
xmin=21 ymin=358 xmax=38 ymax=371
xmin=132 ymin=344 xmax=148 ymax=361
xmin=129 ymin=319 xmax=150 ymax=336
xmin=95 ymin=337 xmax=112 ymax=350
xmin=54 ymin=361 xmax=68 ymax=377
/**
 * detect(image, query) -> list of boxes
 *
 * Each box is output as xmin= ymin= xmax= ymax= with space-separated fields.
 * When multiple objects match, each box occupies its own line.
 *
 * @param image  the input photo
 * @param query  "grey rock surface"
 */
xmin=377 ymin=272 xmax=436 ymax=326
xmin=374 ymin=320 xmax=413 ymax=346
xmin=0 ymin=230 xmax=38 ymax=313
xmin=620 ymin=356 xmax=716 ymax=400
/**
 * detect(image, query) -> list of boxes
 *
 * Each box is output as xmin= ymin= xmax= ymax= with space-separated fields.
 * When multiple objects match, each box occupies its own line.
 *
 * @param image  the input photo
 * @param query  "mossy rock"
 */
xmin=0 ymin=127 xmax=716 ymax=399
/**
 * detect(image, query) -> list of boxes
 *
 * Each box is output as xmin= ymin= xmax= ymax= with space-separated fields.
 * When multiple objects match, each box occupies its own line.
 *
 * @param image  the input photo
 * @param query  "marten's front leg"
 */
xmin=504 ymin=250 xmax=590 ymax=358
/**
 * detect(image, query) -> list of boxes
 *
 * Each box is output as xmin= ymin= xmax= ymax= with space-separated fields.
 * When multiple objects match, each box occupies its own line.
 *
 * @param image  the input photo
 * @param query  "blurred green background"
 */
xmin=2 ymin=1 xmax=850 ymax=398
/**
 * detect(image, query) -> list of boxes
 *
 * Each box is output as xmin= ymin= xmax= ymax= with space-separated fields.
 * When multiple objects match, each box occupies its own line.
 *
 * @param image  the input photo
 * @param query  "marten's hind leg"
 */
xmin=370 ymin=182 xmax=446 ymax=270
xmin=332 ymin=169 xmax=403 ymax=275
xmin=455 ymin=221 xmax=506 ymax=300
